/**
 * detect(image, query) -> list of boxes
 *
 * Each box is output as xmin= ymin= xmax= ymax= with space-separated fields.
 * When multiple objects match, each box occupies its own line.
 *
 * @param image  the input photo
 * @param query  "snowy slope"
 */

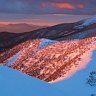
xmin=5 ymin=51 xmax=23 ymax=66
xmin=82 ymin=17 xmax=96 ymax=26
xmin=39 ymin=39 xmax=58 ymax=48
xmin=75 ymin=17 xmax=96 ymax=29
xmin=53 ymin=50 xmax=96 ymax=96
xmin=0 ymin=66 xmax=65 ymax=96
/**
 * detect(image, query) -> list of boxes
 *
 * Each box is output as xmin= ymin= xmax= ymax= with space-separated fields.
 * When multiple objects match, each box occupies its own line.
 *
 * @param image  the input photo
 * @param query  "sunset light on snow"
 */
xmin=0 ymin=0 xmax=96 ymax=96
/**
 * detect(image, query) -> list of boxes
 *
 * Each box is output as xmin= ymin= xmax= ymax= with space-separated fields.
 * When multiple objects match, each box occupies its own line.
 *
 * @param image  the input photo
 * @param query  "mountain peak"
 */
xmin=83 ymin=17 xmax=96 ymax=26
xmin=75 ymin=17 xmax=96 ymax=29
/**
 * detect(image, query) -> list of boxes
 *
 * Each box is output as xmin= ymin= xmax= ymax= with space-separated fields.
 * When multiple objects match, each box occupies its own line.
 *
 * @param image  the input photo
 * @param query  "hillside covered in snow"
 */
xmin=0 ymin=17 xmax=96 ymax=83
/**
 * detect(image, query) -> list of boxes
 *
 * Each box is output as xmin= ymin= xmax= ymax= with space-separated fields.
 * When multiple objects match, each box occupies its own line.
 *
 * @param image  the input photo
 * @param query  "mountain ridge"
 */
xmin=0 ymin=17 xmax=96 ymax=83
xmin=0 ymin=23 xmax=46 ymax=33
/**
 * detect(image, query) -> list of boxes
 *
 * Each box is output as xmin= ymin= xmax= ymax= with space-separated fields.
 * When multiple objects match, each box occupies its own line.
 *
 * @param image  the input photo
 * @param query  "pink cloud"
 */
xmin=77 ymin=3 xmax=85 ymax=8
xmin=51 ymin=2 xmax=75 ymax=9
xmin=51 ymin=2 xmax=85 ymax=10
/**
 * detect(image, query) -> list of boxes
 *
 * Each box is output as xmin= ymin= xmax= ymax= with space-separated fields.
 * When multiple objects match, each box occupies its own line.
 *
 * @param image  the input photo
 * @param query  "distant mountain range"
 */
xmin=0 ymin=17 xmax=96 ymax=83
xmin=0 ymin=23 xmax=46 ymax=33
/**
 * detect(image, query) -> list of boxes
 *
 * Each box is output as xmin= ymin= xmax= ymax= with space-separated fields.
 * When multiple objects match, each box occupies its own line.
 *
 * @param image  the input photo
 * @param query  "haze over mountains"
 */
xmin=0 ymin=17 xmax=96 ymax=83
xmin=0 ymin=23 xmax=45 ymax=33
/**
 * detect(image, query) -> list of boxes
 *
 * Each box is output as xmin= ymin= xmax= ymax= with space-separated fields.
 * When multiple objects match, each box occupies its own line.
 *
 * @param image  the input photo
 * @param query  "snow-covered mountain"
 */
xmin=0 ymin=17 xmax=96 ymax=83
xmin=75 ymin=17 xmax=96 ymax=29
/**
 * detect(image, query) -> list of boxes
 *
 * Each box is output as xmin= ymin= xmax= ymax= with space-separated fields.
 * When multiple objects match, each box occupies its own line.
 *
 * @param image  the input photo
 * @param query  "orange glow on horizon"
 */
xmin=0 ymin=21 xmax=59 ymax=26
xmin=0 ymin=21 xmax=21 ymax=25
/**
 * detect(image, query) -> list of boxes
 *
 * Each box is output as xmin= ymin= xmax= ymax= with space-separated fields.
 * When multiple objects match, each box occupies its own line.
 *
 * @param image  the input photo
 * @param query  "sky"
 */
xmin=0 ymin=0 xmax=96 ymax=25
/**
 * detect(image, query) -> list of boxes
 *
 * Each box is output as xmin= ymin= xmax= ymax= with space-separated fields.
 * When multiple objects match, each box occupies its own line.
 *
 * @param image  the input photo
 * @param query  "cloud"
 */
xmin=0 ymin=0 xmax=96 ymax=15
xmin=77 ymin=3 xmax=85 ymax=9
xmin=51 ymin=2 xmax=75 ymax=9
